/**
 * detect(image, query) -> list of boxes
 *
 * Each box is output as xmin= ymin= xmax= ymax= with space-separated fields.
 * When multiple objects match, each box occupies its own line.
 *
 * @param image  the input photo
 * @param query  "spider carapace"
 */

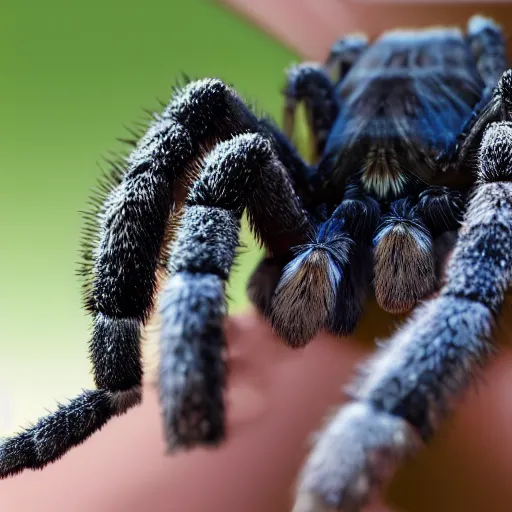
xmin=1 ymin=14 xmax=512 ymax=512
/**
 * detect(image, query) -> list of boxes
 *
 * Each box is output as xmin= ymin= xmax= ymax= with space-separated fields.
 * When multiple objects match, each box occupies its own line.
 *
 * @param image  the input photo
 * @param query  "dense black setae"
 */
xmin=1 ymin=14 xmax=512 ymax=512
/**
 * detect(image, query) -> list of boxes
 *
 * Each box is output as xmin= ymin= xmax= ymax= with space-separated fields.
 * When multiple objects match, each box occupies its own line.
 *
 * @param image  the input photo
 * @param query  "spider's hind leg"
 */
xmin=0 ymin=78 xmax=302 ymax=477
xmin=282 ymin=34 xmax=367 ymax=164
xmin=0 ymin=94 xmax=192 ymax=476
xmin=292 ymin=121 xmax=512 ymax=512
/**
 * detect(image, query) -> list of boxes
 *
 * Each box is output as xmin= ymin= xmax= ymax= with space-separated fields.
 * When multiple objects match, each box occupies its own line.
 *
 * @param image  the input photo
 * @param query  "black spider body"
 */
xmin=1 ymin=13 xmax=512 ymax=512
xmin=323 ymin=28 xmax=485 ymax=200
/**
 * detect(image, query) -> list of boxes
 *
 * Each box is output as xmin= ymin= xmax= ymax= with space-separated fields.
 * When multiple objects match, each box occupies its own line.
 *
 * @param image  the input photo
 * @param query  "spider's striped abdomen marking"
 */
xmin=324 ymin=28 xmax=484 ymax=200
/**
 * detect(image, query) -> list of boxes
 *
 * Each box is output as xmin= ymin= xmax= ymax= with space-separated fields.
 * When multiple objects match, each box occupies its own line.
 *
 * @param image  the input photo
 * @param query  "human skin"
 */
xmin=2 ymin=2 xmax=512 ymax=511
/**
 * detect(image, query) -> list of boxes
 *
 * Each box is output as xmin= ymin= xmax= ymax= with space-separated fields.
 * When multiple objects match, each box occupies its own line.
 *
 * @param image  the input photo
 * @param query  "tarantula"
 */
xmin=1 ymin=12 xmax=512 ymax=512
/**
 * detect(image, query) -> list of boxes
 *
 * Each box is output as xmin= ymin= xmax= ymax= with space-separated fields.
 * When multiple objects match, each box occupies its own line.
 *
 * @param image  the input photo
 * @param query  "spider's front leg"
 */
xmin=0 ymin=78 xmax=306 ymax=477
xmin=292 ymin=118 xmax=512 ymax=511
xmin=159 ymin=131 xmax=311 ymax=449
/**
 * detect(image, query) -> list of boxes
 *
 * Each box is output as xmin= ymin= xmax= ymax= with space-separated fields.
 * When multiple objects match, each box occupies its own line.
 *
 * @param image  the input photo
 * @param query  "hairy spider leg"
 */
xmin=0 ymin=78 xmax=307 ymax=477
xmin=246 ymin=119 xmax=316 ymax=317
xmin=373 ymin=198 xmax=436 ymax=314
xmin=292 ymin=111 xmax=512 ymax=512
xmin=468 ymin=15 xmax=508 ymax=95
xmin=259 ymin=118 xmax=317 ymax=199
xmin=417 ymin=185 xmax=466 ymax=285
xmin=282 ymin=36 xmax=367 ymax=186
xmin=159 ymin=132 xmax=310 ymax=449
xmin=325 ymin=184 xmax=379 ymax=337
xmin=374 ymin=186 xmax=466 ymax=314
xmin=270 ymin=183 xmax=379 ymax=347
xmin=325 ymin=34 xmax=369 ymax=85
xmin=283 ymin=63 xmax=339 ymax=161
xmin=455 ymin=17 xmax=509 ymax=166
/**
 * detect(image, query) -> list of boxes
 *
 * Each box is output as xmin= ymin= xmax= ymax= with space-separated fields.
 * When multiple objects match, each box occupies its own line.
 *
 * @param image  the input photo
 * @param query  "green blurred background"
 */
xmin=0 ymin=0 xmax=298 ymax=435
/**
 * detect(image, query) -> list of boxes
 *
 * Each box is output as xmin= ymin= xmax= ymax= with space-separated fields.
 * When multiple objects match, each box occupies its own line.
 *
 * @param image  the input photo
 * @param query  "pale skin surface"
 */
xmin=2 ymin=2 xmax=512 ymax=511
